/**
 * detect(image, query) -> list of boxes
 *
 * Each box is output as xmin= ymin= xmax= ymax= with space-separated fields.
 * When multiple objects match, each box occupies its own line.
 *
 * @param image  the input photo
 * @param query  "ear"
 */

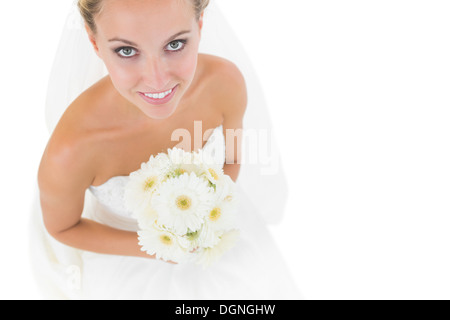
xmin=197 ymin=11 xmax=204 ymax=34
xmin=85 ymin=24 xmax=101 ymax=58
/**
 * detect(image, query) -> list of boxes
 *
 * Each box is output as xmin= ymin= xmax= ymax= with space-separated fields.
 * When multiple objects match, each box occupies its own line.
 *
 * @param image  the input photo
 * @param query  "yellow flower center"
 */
xmin=186 ymin=231 xmax=199 ymax=241
xmin=143 ymin=177 xmax=157 ymax=191
xmin=174 ymin=168 xmax=187 ymax=177
xmin=209 ymin=207 xmax=222 ymax=221
xmin=159 ymin=235 xmax=173 ymax=245
xmin=208 ymin=168 xmax=219 ymax=180
xmin=176 ymin=195 xmax=192 ymax=210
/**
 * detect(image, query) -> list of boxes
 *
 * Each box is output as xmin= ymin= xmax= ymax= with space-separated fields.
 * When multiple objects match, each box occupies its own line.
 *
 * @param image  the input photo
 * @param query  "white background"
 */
xmin=1 ymin=0 xmax=450 ymax=299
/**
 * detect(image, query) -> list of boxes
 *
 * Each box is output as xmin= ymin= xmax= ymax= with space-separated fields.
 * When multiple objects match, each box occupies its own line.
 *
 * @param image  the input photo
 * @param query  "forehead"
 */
xmin=96 ymin=0 xmax=196 ymax=40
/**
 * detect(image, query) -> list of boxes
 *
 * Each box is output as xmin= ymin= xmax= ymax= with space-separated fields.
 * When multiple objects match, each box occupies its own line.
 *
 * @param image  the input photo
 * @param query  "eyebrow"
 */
xmin=108 ymin=30 xmax=192 ymax=46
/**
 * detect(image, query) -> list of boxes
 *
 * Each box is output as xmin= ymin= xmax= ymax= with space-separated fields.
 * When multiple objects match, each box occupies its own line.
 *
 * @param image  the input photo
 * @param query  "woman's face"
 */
xmin=88 ymin=0 xmax=203 ymax=120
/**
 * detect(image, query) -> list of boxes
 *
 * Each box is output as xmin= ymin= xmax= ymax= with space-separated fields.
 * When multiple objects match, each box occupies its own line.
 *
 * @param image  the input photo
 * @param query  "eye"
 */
xmin=115 ymin=47 xmax=137 ymax=58
xmin=166 ymin=40 xmax=187 ymax=52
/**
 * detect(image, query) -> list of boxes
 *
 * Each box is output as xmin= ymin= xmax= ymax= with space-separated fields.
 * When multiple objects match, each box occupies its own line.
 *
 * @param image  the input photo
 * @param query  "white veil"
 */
xmin=44 ymin=0 xmax=288 ymax=225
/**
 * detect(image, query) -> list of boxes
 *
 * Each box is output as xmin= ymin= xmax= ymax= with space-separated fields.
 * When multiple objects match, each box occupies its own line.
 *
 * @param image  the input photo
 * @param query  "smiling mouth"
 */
xmin=138 ymin=85 xmax=178 ymax=105
xmin=142 ymin=87 xmax=174 ymax=99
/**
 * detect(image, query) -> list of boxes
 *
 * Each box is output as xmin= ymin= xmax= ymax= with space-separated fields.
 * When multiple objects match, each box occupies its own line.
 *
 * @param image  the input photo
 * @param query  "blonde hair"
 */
xmin=78 ymin=0 xmax=210 ymax=33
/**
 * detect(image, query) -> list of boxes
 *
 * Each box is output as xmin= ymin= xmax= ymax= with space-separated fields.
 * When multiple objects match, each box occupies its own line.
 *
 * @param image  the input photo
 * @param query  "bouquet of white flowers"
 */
xmin=124 ymin=147 xmax=239 ymax=267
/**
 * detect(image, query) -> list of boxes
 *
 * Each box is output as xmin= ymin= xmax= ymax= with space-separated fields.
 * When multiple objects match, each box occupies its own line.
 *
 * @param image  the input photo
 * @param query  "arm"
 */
xmin=38 ymin=134 xmax=151 ymax=259
xmin=218 ymin=60 xmax=248 ymax=183
xmin=223 ymin=162 xmax=241 ymax=183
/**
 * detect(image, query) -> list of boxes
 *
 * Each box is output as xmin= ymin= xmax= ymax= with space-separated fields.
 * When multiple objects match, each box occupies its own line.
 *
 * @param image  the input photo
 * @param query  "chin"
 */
xmin=135 ymin=95 xmax=181 ymax=120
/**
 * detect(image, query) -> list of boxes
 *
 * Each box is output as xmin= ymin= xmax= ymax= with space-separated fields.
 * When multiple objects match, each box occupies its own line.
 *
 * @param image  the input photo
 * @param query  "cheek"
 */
xmin=172 ymin=50 xmax=198 ymax=82
xmin=106 ymin=62 xmax=140 ymax=88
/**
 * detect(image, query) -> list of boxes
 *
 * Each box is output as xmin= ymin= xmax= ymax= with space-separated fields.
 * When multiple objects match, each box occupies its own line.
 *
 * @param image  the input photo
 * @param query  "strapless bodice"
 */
xmin=87 ymin=125 xmax=225 ymax=226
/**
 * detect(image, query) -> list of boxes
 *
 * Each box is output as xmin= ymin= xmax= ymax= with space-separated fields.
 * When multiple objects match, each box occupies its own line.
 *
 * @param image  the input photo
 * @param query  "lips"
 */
xmin=138 ymin=85 xmax=178 ymax=106
xmin=143 ymin=88 xmax=173 ymax=99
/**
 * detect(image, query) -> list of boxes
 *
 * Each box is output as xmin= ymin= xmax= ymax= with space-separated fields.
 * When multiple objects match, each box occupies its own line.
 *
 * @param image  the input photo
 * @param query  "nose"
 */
xmin=141 ymin=56 xmax=171 ymax=91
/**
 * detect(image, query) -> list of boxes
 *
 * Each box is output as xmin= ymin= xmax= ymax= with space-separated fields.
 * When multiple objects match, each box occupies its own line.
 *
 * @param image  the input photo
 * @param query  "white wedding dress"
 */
xmin=30 ymin=124 xmax=302 ymax=300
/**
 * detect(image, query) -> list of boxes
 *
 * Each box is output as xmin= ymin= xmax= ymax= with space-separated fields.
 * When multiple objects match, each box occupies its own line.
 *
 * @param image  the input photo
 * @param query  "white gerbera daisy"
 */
xmin=152 ymin=172 xmax=215 ymax=235
xmin=194 ymin=229 xmax=240 ymax=267
xmin=168 ymin=147 xmax=193 ymax=164
xmin=205 ymin=204 xmax=237 ymax=232
xmin=134 ymin=204 xmax=158 ymax=230
xmin=137 ymin=224 xmax=188 ymax=263
xmin=213 ymin=174 xmax=236 ymax=202
xmin=124 ymin=153 xmax=171 ymax=214
xmin=165 ymin=147 xmax=199 ymax=179
xmin=193 ymin=149 xmax=225 ymax=186
xmin=204 ymin=175 xmax=238 ymax=232
xmin=182 ymin=222 xmax=220 ymax=251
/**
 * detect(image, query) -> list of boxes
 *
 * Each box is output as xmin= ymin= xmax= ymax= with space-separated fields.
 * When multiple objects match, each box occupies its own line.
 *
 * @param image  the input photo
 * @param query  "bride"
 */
xmin=31 ymin=0 xmax=302 ymax=300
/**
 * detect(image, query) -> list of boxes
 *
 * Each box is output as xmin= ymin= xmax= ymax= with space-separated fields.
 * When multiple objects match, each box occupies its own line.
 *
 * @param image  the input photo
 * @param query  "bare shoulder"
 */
xmin=38 ymin=121 xmax=97 ymax=233
xmin=38 ymin=122 xmax=97 ymax=201
xmin=198 ymin=54 xmax=248 ymax=121
xmin=199 ymin=53 xmax=247 ymax=94
xmin=37 ymin=78 xmax=118 ymax=234
xmin=38 ymin=77 xmax=112 ymax=194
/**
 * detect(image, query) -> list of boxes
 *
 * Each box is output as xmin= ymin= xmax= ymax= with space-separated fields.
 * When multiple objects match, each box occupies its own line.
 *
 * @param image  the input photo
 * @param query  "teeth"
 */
xmin=144 ymin=88 xmax=173 ymax=99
